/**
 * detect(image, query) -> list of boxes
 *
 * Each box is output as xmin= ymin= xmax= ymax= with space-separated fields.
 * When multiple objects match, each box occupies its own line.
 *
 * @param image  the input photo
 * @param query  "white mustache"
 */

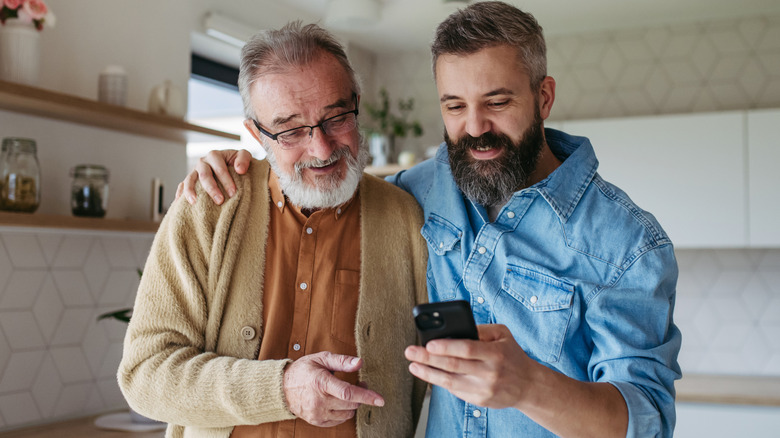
xmin=294 ymin=147 xmax=350 ymax=173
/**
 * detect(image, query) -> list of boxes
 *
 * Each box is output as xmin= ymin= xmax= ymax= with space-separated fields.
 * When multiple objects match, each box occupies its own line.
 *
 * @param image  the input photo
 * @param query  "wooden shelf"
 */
xmin=365 ymin=163 xmax=410 ymax=177
xmin=0 ymin=211 xmax=159 ymax=233
xmin=0 ymin=79 xmax=240 ymax=143
xmin=677 ymin=374 xmax=780 ymax=406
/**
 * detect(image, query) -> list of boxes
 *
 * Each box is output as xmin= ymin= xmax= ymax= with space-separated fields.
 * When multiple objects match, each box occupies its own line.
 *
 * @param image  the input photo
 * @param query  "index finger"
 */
xmin=322 ymin=376 xmax=385 ymax=407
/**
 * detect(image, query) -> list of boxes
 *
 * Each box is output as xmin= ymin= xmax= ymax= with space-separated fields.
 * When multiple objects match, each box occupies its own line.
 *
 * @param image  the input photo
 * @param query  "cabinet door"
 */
xmin=747 ymin=109 xmax=780 ymax=247
xmin=561 ymin=112 xmax=747 ymax=248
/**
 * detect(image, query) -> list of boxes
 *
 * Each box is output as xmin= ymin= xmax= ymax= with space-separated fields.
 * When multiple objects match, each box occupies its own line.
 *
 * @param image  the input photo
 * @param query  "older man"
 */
xmin=182 ymin=2 xmax=682 ymax=437
xmin=119 ymin=22 xmax=428 ymax=438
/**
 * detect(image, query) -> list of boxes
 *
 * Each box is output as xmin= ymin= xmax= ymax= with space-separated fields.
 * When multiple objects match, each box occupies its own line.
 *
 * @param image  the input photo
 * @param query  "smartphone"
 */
xmin=413 ymin=300 xmax=479 ymax=346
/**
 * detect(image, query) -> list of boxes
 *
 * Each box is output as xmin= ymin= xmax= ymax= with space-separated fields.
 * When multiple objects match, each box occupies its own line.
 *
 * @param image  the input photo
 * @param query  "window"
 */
xmin=187 ymin=54 xmax=264 ymax=172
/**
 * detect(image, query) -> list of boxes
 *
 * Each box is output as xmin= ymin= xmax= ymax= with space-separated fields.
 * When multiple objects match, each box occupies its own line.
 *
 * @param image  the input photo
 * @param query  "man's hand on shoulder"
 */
xmin=283 ymin=351 xmax=385 ymax=427
xmin=175 ymin=149 xmax=253 ymax=205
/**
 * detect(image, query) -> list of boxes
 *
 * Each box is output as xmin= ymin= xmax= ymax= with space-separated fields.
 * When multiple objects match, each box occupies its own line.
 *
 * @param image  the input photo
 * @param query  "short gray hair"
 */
xmin=431 ymin=1 xmax=547 ymax=90
xmin=238 ymin=21 xmax=361 ymax=119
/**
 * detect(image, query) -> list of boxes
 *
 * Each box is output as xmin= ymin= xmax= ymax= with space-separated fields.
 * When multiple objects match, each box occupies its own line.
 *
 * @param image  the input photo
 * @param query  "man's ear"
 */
xmin=244 ymin=119 xmax=264 ymax=144
xmin=538 ymin=76 xmax=556 ymax=121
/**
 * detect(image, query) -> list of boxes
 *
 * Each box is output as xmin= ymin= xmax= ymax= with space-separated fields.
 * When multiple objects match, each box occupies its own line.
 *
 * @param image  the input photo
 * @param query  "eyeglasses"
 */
xmin=253 ymin=94 xmax=359 ymax=149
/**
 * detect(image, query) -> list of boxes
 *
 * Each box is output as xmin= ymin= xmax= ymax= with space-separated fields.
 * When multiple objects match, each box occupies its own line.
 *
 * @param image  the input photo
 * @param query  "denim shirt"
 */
xmin=388 ymin=128 xmax=682 ymax=438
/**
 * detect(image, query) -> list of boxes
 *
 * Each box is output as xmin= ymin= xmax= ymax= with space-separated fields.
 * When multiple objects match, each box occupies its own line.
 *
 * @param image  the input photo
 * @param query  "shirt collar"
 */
xmin=268 ymin=167 xmax=356 ymax=220
xmin=533 ymin=128 xmax=599 ymax=222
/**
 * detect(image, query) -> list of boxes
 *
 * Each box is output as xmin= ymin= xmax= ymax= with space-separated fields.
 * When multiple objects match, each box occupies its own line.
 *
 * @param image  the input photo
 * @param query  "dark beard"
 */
xmin=446 ymin=113 xmax=545 ymax=207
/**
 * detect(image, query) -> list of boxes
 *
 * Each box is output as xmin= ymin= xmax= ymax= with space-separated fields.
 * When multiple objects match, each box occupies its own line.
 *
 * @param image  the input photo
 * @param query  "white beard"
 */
xmin=266 ymin=139 xmax=370 ymax=210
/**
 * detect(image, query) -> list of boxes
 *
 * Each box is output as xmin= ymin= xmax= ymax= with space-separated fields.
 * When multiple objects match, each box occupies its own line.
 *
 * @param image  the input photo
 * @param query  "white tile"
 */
xmin=0 ymin=269 xmax=46 ymax=310
xmin=51 ymin=270 xmax=93 ymax=307
xmin=32 ymin=276 xmax=63 ymax=343
xmin=50 ymin=346 xmax=93 ymax=384
xmin=99 ymin=270 xmax=140 ymax=306
xmin=0 ymin=392 xmax=41 ymax=427
xmin=762 ymin=353 xmax=780 ymax=375
xmin=1 ymin=233 xmax=47 ymax=268
xmin=100 ymin=237 xmax=138 ymax=268
xmin=129 ymin=236 xmax=154 ymax=268
xmin=97 ymin=378 xmax=127 ymax=409
xmin=52 ymin=235 xmax=94 ymax=268
xmin=713 ymin=249 xmax=756 ymax=269
xmin=52 ymin=383 xmax=91 ymax=418
xmin=31 ymin=353 xmax=63 ymax=418
xmin=709 ymin=322 xmax=753 ymax=350
xmin=708 ymin=269 xmax=753 ymax=298
xmin=98 ymin=342 xmax=124 ymax=379
xmin=757 ymin=20 xmax=780 ymax=51
xmin=673 ymin=295 xmax=701 ymax=324
xmin=0 ymin=329 xmax=10 ymax=374
xmin=741 ymin=328 xmax=772 ymax=375
xmin=50 ymin=308 xmax=93 ymax=346
xmin=0 ymin=243 xmax=12 ymax=295
xmin=758 ymin=270 xmax=780 ymax=296
xmin=0 ymin=312 xmax=45 ymax=350
xmin=35 ymin=234 xmax=62 ymax=266
xmin=740 ymin=275 xmax=774 ymax=320
xmin=758 ymin=323 xmax=780 ymax=351
xmin=706 ymin=23 xmax=750 ymax=55
xmin=757 ymin=250 xmax=780 ymax=268
xmin=81 ymin=317 xmax=109 ymax=376
xmin=101 ymin=317 xmax=129 ymax=343
xmin=84 ymin=387 xmax=104 ymax=413
xmin=0 ymin=350 xmax=45 ymax=392
xmin=759 ymin=297 xmax=780 ymax=325
xmin=710 ymin=296 xmax=752 ymax=324
xmin=691 ymin=301 xmax=721 ymax=342
xmin=83 ymin=241 xmax=110 ymax=302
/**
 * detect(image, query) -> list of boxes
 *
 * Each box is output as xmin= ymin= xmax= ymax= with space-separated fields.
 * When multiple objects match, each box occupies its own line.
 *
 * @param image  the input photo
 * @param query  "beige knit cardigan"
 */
xmin=118 ymin=159 xmax=429 ymax=438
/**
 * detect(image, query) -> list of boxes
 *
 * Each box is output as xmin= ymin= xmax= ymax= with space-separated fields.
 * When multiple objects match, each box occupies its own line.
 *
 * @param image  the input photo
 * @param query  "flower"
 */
xmin=0 ymin=0 xmax=54 ymax=31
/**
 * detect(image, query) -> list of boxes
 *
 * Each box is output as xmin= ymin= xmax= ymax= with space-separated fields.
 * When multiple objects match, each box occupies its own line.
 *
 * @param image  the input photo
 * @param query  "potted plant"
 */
xmin=0 ymin=0 xmax=56 ymax=85
xmin=363 ymin=88 xmax=424 ymax=166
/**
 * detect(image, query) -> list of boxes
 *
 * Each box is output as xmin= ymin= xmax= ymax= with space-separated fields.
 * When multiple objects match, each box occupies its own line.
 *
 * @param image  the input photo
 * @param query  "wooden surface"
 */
xmin=0 ymin=79 xmax=239 ymax=143
xmin=0 ymin=413 xmax=164 ymax=438
xmin=677 ymin=374 xmax=780 ymax=406
xmin=365 ymin=163 xmax=409 ymax=177
xmin=0 ymin=211 xmax=159 ymax=233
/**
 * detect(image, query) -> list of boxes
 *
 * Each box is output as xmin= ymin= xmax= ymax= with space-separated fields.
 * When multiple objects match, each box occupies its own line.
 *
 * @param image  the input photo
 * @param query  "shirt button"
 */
xmin=478 ymin=246 xmax=487 ymax=254
xmin=337 ymin=208 xmax=342 ymax=215
xmin=293 ymin=343 xmax=301 ymax=351
xmin=439 ymin=242 xmax=444 ymax=249
xmin=277 ymin=201 xmax=283 ymax=208
xmin=473 ymin=409 xmax=481 ymax=418
xmin=477 ymin=297 xmax=484 ymax=304
xmin=507 ymin=211 xmax=515 ymax=218
xmin=530 ymin=295 xmax=538 ymax=304
xmin=300 ymin=282 xmax=308 ymax=290
xmin=306 ymin=227 xmax=313 ymax=234
xmin=240 ymin=326 xmax=256 ymax=340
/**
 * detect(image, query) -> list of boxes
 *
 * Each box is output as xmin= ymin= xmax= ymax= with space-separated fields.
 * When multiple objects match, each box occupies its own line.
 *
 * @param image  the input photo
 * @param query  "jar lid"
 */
xmin=2 ymin=137 xmax=37 ymax=153
xmin=71 ymin=164 xmax=109 ymax=178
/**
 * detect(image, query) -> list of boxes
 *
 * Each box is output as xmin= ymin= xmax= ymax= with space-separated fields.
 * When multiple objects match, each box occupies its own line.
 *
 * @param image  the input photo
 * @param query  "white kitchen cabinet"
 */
xmin=560 ymin=111 xmax=747 ymax=248
xmin=747 ymin=109 xmax=780 ymax=247
xmin=676 ymin=403 xmax=780 ymax=438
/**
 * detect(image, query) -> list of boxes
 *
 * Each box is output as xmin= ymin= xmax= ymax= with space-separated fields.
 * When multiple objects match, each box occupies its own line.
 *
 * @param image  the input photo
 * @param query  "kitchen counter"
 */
xmin=677 ymin=374 xmax=780 ymax=406
xmin=0 ymin=412 xmax=164 ymax=438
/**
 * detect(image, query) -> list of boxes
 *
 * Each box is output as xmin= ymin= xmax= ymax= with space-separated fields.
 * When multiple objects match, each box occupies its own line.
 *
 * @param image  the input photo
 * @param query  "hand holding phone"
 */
xmin=413 ymin=300 xmax=479 ymax=346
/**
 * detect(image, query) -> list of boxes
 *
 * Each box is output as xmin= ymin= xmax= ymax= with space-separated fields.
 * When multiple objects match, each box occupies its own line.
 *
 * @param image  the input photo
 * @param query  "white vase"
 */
xmin=0 ymin=18 xmax=41 ymax=85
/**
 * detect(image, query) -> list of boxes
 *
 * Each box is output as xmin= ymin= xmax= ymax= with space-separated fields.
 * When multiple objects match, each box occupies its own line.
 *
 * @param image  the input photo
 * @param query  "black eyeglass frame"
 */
xmin=252 ymin=94 xmax=359 ymax=145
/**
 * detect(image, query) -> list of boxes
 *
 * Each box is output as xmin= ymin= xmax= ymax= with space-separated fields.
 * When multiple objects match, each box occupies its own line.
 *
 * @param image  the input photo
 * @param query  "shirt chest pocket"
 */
xmin=499 ymin=265 xmax=575 ymax=364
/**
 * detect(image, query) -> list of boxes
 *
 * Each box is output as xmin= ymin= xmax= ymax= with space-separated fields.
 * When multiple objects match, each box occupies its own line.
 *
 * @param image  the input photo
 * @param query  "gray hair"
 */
xmin=431 ymin=1 xmax=547 ymax=90
xmin=238 ymin=21 xmax=361 ymax=119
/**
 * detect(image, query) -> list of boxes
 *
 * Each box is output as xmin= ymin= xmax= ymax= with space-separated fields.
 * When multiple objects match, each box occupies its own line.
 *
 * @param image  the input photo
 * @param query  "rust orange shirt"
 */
xmin=231 ymin=170 xmax=360 ymax=438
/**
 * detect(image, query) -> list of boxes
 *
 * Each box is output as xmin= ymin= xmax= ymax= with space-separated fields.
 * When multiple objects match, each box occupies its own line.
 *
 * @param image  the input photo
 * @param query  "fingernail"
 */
xmin=351 ymin=357 xmax=360 ymax=366
xmin=375 ymin=398 xmax=384 ymax=407
xmin=228 ymin=188 xmax=236 ymax=197
xmin=186 ymin=195 xmax=196 ymax=205
xmin=214 ymin=195 xmax=223 ymax=204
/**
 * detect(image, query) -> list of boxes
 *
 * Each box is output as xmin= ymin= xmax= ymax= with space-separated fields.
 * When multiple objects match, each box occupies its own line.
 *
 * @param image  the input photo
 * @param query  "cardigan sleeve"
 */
xmin=118 ymin=169 xmax=295 ymax=428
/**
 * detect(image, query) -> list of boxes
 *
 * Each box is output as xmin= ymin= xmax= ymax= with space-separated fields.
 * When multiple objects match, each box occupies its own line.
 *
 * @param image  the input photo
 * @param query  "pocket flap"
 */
xmin=421 ymin=214 xmax=462 ymax=256
xmin=502 ymin=266 xmax=574 ymax=311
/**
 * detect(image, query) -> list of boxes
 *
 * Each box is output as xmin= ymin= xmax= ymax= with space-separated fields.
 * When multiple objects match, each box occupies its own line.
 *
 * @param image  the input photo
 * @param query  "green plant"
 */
xmin=96 ymin=268 xmax=141 ymax=323
xmin=364 ymin=88 xmax=424 ymax=138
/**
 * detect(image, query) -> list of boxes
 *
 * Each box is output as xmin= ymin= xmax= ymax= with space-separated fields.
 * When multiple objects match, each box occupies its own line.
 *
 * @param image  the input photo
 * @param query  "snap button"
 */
xmin=439 ymin=242 xmax=444 ymax=248
xmin=477 ymin=297 xmax=484 ymax=304
xmin=300 ymin=282 xmax=308 ymax=290
xmin=306 ymin=227 xmax=313 ymax=234
xmin=277 ymin=201 xmax=283 ymax=208
xmin=337 ymin=208 xmax=342 ymax=214
xmin=507 ymin=211 xmax=515 ymax=218
xmin=293 ymin=343 xmax=301 ymax=351
xmin=240 ymin=326 xmax=256 ymax=340
xmin=478 ymin=246 xmax=487 ymax=254
xmin=530 ymin=295 xmax=538 ymax=304
xmin=473 ymin=409 xmax=481 ymax=417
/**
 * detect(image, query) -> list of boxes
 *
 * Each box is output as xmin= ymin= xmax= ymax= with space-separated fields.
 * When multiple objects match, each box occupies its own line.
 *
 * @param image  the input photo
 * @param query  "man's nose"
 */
xmin=465 ymin=109 xmax=492 ymax=138
xmin=304 ymin=127 xmax=336 ymax=161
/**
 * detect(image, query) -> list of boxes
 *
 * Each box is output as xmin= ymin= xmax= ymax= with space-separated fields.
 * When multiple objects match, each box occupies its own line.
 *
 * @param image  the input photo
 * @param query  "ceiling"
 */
xmin=282 ymin=0 xmax=780 ymax=53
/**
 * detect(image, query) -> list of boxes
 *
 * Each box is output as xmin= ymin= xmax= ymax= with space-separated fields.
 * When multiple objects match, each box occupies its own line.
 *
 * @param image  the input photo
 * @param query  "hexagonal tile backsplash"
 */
xmin=0 ymin=229 xmax=153 ymax=430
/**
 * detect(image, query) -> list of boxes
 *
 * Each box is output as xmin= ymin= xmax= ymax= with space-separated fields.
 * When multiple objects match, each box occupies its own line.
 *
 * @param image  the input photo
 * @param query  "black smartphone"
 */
xmin=413 ymin=300 xmax=479 ymax=346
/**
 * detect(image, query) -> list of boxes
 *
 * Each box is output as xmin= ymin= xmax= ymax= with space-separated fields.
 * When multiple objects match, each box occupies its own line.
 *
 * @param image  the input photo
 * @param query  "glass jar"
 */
xmin=70 ymin=164 xmax=109 ymax=217
xmin=0 ymin=137 xmax=41 ymax=213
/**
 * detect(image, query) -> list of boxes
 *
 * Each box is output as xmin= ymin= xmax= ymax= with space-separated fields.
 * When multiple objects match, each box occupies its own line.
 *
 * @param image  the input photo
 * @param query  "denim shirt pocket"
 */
xmin=500 ymin=265 xmax=575 ymax=363
xmin=421 ymin=214 xmax=463 ymax=300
